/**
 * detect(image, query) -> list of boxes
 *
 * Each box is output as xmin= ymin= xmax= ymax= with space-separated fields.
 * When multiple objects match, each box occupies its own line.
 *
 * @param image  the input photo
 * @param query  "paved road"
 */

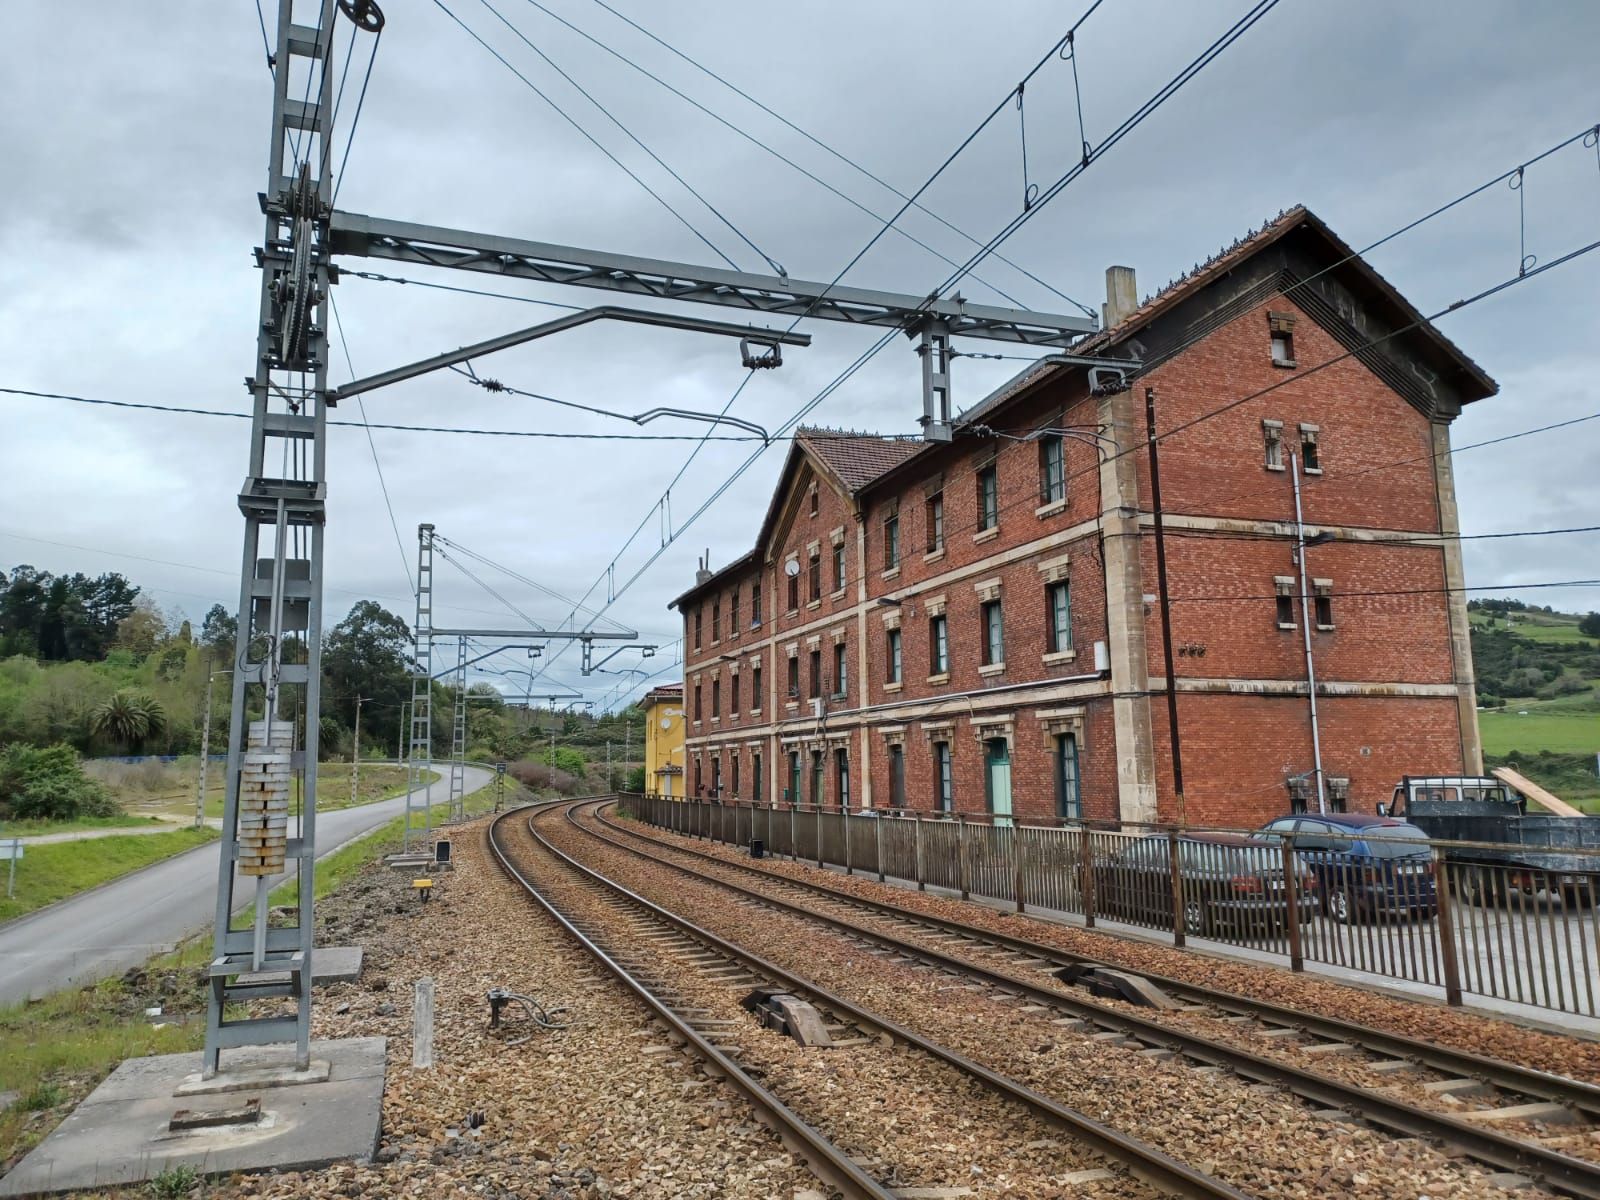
xmin=0 ymin=766 xmax=492 ymax=1007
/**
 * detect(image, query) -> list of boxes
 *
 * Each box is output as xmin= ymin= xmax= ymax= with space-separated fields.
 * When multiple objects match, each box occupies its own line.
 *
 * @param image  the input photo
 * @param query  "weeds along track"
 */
xmin=490 ymin=802 xmax=1243 ymax=1200
xmin=567 ymin=799 xmax=1600 ymax=1199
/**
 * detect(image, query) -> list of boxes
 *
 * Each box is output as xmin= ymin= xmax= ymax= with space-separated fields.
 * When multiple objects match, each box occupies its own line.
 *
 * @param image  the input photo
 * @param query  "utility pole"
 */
xmin=606 ymin=739 xmax=612 ymax=792
xmin=350 ymin=696 xmax=365 ymax=809
xmin=1290 ymin=450 xmax=1328 ymax=814
xmin=195 ymin=661 xmax=230 ymax=830
xmin=1144 ymin=388 xmax=1186 ymax=826
xmin=396 ymin=700 xmax=408 ymax=768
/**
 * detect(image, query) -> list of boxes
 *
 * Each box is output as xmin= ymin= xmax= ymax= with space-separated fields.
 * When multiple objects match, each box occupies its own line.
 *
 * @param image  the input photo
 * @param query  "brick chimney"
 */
xmin=1102 ymin=265 xmax=1137 ymax=331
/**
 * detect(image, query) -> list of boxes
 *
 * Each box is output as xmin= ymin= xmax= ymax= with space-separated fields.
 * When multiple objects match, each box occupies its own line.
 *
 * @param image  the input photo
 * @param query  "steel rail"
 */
xmin=584 ymin=801 xmax=1600 ymax=1199
xmin=595 ymin=801 xmax=1600 ymax=1117
xmin=487 ymin=802 xmax=893 ymax=1200
xmin=519 ymin=801 xmax=1249 ymax=1200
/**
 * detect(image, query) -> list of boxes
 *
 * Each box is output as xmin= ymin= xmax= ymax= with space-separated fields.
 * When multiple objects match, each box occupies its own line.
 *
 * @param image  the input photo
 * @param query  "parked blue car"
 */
xmin=1255 ymin=813 xmax=1436 ymax=923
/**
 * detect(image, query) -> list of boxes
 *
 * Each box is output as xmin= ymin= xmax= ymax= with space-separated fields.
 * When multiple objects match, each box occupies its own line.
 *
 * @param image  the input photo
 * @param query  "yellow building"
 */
xmin=641 ymin=683 xmax=685 ymax=797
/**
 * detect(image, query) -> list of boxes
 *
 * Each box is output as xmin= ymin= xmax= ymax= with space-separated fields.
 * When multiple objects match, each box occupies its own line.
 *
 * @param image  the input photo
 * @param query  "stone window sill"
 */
xmin=978 ymin=662 xmax=1006 ymax=678
xmin=1265 ymin=463 xmax=1285 ymax=472
xmin=750 ymin=707 xmax=762 ymax=716
xmin=1035 ymin=499 xmax=1067 ymax=519
xmin=883 ymin=681 xmax=903 ymax=694
xmin=806 ymin=600 xmax=821 ymax=611
xmin=927 ymin=672 xmax=950 ymax=686
xmin=1277 ymin=622 xmax=1297 ymax=631
xmin=973 ymin=527 xmax=1000 ymax=544
xmin=785 ymin=609 xmax=798 ymax=619
xmin=881 ymin=567 xmax=901 ymax=581
xmin=1272 ymin=358 xmax=1298 ymax=369
xmin=1042 ymin=649 xmax=1076 ymax=665
xmin=1316 ymin=624 xmax=1336 ymax=632
xmin=1303 ymin=467 xmax=1323 ymax=476
xmin=710 ymin=717 xmax=720 ymax=724
xmin=924 ymin=547 xmax=946 ymax=564
xmin=830 ymin=588 xmax=846 ymax=601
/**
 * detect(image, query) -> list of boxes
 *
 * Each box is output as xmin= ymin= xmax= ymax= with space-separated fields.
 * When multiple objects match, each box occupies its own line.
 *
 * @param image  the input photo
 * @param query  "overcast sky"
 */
xmin=2 ymin=0 xmax=1597 ymax=706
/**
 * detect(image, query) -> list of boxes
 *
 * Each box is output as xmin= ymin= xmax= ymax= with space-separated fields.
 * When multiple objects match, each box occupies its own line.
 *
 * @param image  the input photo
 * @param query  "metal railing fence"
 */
xmin=615 ymin=794 xmax=1600 ymax=1020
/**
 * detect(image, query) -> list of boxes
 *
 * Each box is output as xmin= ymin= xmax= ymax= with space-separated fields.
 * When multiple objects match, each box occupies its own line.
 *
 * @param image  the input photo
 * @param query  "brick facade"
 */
xmin=670 ymin=207 xmax=1495 ymax=830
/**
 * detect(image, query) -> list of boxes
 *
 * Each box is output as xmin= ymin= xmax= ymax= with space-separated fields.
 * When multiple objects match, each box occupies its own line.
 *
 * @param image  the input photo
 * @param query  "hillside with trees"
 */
xmin=1468 ymin=599 xmax=1600 ymax=808
xmin=0 ymin=561 xmax=648 ymax=812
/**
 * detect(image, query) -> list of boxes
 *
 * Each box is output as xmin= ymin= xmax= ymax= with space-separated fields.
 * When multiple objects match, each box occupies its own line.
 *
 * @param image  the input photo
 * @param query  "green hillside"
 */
xmin=1468 ymin=600 xmax=1600 ymax=810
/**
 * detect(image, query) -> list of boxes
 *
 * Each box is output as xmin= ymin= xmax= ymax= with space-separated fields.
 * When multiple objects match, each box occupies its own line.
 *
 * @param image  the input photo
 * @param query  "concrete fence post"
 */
xmin=412 ymin=977 xmax=435 ymax=1069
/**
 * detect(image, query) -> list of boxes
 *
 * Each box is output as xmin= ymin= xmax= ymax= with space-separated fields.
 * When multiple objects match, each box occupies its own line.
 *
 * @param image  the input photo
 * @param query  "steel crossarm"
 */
xmin=329 ymin=211 xmax=1097 ymax=346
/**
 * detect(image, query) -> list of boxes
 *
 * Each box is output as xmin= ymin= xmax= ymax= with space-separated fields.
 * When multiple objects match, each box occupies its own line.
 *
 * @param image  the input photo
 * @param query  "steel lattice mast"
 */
xmin=204 ymin=0 xmax=363 ymax=1075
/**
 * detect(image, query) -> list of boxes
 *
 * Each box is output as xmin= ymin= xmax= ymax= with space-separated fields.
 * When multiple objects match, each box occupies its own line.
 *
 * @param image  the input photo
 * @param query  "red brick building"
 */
xmin=669 ymin=207 xmax=1494 ymax=828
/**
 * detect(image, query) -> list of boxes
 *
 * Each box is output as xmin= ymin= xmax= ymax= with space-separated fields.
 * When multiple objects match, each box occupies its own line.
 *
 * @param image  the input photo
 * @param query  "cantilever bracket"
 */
xmin=581 ymin=641 xmax=658 ymax=676
xmin=326 ymin=305 xmax=811 ymax=402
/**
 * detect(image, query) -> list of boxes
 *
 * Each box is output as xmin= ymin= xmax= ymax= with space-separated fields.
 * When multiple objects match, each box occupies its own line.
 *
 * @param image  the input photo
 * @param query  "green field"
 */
xmin=1480 ymin=710 xmax=1600 ymax=757
xmin=1470 ymin=610 xmax=1596 ymax=644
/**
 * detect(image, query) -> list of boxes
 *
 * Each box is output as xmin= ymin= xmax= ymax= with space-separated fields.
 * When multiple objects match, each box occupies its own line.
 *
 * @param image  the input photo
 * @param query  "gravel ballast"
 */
xmin=552 ymin=804 xmax=1570 ymax=1200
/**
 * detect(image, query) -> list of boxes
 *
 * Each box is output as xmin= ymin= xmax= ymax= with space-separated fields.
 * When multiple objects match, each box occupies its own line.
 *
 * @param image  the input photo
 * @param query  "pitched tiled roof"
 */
xmin=1072 ymin=205 xmax=1495 ymax=400
xmin=796 ymin=426 xmax=923 ymax=492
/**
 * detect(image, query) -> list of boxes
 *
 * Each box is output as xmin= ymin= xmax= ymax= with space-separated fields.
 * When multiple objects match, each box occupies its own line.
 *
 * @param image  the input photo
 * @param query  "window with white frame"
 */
xmin=933 ymin=741 xmax=953 ymax=812
xmin=929 ymin=614 xmax=949 ymax=675
xmin=1038 ymin=433 xmax=1065 ymax=504
xmin=1047 ymin=581 xmax=1072 ymax=653
xmin=887 ymin=627 xmax=903 ymax=683
xmin=981 ymin=599 xmax=1004 ymax=666
xmin=976 ymin=464 xmax=998 ymax=530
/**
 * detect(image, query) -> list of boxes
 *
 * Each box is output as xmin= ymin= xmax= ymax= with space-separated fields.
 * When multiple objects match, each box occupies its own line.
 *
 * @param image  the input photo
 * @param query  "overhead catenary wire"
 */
xmin=429 ymin=0 xmax=743 ymax=271
xmin=329 ymin=293 xmax=415 ymax=595
xmin=433 ymin=533 xmax=633 ymax=633
xmin=505 ymin=0 xmax=1068 ymax=312
xmin=473 ymin=0 xmax=784 ymax=278
xmin=0 ymin=384 xmax=924 ymax=441
xmin=518 ymin=0 xmax=1130 ymax=689
xmin=253 ymin=0 xmax=275 ymax=71
xmin=330 ymin=23 xmax=383 ymax=207
xmin=583 ymin=0 xmax=1098 ymax=316
xmin=1168 ymin=578 xmax=1600 ymax=606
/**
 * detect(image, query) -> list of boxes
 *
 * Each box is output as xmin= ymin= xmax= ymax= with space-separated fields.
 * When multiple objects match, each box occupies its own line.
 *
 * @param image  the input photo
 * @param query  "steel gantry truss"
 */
xmin=404 ymin=525 xmax=643 ymax=838
xmin=215 ymin=0 xmax=1121 ymax=1071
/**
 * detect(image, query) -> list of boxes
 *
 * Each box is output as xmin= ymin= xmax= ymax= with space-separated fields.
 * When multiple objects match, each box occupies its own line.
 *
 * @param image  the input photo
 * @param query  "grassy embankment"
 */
xmin=0 ymin=783 xmax=523 ymax=1170
xmin=0 ymin=763 xmax=436 ymax=923
xmin=0 ymin=827 xmax=219 ymax=924
xmin=84 ymin=758 xmax=435 ymax=823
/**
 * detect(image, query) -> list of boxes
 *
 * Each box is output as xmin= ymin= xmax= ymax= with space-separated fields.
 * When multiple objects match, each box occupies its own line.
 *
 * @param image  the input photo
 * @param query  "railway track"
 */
xmin=488 ymin=801 xmax=1248 ymax=1200
xmin=577 ymin=798 xmax=1600 ymax=1199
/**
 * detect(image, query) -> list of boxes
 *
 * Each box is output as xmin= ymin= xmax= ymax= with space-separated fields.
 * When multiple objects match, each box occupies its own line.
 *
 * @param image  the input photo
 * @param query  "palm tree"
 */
xmin=91 ymin=690 xmax=168 ymax=753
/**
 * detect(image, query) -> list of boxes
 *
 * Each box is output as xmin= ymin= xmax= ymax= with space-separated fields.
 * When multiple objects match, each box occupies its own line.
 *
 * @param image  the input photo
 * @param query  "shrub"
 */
xmin=0 ymin=743 xmax=122 ymax=820
xmin=506 ymin=760 xmax=580 ymax=795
